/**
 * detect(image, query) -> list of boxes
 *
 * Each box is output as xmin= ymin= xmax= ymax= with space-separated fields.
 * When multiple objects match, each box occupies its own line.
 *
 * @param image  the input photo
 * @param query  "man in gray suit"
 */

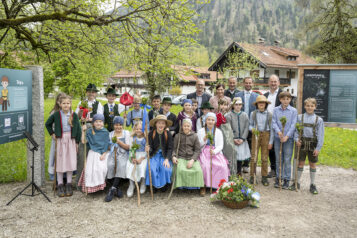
xmin=187 ymin=79 xmax=211 ymax=117
xmin=235 ymin=77 xmax=259 ymax=173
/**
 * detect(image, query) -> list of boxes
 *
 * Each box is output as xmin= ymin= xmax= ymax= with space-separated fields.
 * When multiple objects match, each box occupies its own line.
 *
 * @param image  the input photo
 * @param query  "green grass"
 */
xmin=0 ymin=99 xmax=356 ymax=183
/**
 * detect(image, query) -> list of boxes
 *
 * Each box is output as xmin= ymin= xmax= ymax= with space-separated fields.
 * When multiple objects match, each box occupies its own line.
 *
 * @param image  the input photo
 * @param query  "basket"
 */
xmin=222 ymin=200 xmax=249 ymax=209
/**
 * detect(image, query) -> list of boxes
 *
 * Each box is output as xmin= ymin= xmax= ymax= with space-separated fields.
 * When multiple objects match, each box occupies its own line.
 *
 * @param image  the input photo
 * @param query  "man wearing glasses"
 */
xmin=187 ymin=79 xmax=212 ymax=117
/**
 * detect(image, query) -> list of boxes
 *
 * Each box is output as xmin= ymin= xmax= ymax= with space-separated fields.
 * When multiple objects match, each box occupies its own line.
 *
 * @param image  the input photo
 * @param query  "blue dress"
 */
xmin=146 ymin=149 xmax=173 ymax=188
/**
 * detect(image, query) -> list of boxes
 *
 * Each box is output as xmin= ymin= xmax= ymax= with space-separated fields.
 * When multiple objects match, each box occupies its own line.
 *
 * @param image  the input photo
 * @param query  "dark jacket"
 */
xmin=148 ymin=130 xmax=173 ymax=160
xmin=172 ymin=131 xmax=201 ymax=161
xmin=161 ymin=111 xmax=178 ymax=134
xmin=103 ymin=103 xmax=120 ymax=132
xmin=148 ymin=108 xmax=163 ymax=121
xmin=187 ymin=92 xmax=212 ymax=117
xmin=45 ymin=111 xmax=82 ymax=143
xmin=224 ymin=89 xmax=240 ymax=101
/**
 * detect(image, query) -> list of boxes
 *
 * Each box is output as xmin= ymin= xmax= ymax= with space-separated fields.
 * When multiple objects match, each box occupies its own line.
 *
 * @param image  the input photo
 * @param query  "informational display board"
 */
xmin=302 ymin=69 xmax=330 ymax=121
xmin=0 ymin=68 xmax=32 ymax=144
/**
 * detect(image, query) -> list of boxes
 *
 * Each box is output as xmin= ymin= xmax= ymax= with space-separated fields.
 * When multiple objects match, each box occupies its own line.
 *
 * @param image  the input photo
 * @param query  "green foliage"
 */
xmin=279 ymin=116 xmax=287 ymax=127
xmin=206 ymin=132 xmax=214 ymax=145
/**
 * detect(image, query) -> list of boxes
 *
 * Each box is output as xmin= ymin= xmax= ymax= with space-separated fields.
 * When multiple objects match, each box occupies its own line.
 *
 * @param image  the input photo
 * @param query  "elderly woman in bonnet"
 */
xmin=176 ymin=99 xmax=197 ymax=133
xmin=197 ymin=112 xmax=230 ymax=194
xmin=172 ymin=118 xmax=204 ymax=195
xmin=78 ymin=114 xmax=110 ymax=194
xmin=105 ymin=116 xmax=130 ymax=202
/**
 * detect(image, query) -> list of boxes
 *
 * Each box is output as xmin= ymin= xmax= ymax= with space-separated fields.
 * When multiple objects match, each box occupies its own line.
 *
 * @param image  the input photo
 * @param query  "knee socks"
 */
xmin=310 ymin=168 xmax=316 ymax=185
xmin=57 ymin=172 xmax=64 ymax=185
xmin=66 ymin=171 xmax=73 ymax=184
xmin=297 ymin=167 xmax=303 ymax=183
xmin=237 ymin=161 xmax=243 ymax=173
xmin=57 ymin=172 xmax=73 ymax=185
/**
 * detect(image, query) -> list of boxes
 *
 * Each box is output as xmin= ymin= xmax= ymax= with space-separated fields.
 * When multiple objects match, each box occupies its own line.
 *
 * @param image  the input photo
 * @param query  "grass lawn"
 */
xmin=0 ymin=99 xmax=356 ymax=183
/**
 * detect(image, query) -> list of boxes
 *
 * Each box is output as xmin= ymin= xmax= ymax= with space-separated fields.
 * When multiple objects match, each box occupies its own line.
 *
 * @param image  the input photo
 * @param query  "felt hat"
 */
xmin=86 ymin=83 xmax=99 ymax=92
xmin=161 ymin=97 xmax=172 ymax=105
xmin=232 ymin=97 xmax=243 ymax=105
xmin=253 ymin=95 xmax=271 ymax=106
xmin=200 ymin=101 xmax=214 ymax=110
xmin=104 ymin=87 xmax=119 ymax=96
xmin=149 ymin=114 xmax=173 ymax=128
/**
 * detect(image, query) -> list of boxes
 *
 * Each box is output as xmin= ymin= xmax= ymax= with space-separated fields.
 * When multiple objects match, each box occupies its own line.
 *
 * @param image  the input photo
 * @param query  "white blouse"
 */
xmin=197 ymin=127 xmax=224 ymax=155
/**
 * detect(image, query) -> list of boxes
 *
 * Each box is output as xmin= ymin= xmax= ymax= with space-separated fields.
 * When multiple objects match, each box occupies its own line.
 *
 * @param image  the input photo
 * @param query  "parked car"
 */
xmin=172 ymin=94 xmax=187 ymax=105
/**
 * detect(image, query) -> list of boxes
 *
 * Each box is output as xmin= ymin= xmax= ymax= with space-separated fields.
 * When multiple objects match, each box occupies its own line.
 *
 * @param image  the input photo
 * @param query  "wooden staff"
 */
xmin=53 ymin=138 xmax=57 ymax=196
xmin=210 ymin=144 xmax=213 ymax=194
xmin=132 ymin=153 xmax=141 ymax=206
xmin=168 ymin=124 xmax=181 ymax=200
xmin=279 ymin=126 xmax=286 ymax=191
xmin=114 ymin=147 xmax=118 ymax=177
xmin=83 ymin=123 xmax=88 ymax=195
xmin=295 ymin=132 xmax=302 ymax=192
xmin=253 ymin=129 xmax=259 ymax=186
xmin=145 ymin=127 xmax=154 ymax=200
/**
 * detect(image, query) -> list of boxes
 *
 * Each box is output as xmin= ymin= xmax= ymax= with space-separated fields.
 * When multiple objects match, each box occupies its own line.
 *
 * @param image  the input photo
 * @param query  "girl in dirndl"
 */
xmin=78 ymin=114 xmax=110 ymax=194
xmin=172 ymin=119 xmax=204 ymax=196
xmin=45 ymin=94 xmax=81 ymax=197
xmin=105 ymin=116 xmax=130 ymax=202
xmin=126 ymin=121 xmax=147 ymax=197
xmin=146 ymin=115 xmax=173 ymax=191
xmin=197 ymin=113 xmax=230 ymax=191
xmin=225 ymin=97 xmax=251 ymax=176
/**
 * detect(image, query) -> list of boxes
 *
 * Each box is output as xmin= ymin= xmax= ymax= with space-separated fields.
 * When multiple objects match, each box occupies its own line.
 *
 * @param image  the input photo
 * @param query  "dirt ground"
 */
xmin=1 ymin=165 xmax=357 ymax=238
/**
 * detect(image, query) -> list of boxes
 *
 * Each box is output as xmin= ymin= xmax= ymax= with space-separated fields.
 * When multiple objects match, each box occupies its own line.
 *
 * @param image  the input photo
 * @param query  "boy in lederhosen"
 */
xmin=291 ymin=98 xmax=324 ymax=194
xmin=103 ymin=88 xmax=120 ymax=132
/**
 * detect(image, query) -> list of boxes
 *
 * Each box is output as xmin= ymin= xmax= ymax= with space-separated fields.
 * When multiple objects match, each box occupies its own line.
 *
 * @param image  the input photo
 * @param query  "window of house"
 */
xmin=274 ymin=70 xmax=279 ymax=76
xmin=287 ymin=71 xmax=296 ymax=78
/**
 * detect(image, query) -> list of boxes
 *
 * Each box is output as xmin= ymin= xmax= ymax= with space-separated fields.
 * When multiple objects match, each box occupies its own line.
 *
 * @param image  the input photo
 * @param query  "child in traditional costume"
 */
xmin=105 ymin=116 xmax=130 ymax=202
xmin=172 ymin=119 xmax=204 ymax=195
xmin=78 ymin=114 xmax=110 ymax=194
xmin=225 ymin=97 xmax=250 ymax=176
xmin=160 ymin=97 xmax=177 ymax=136
xmin=291 ymin=98 xmax=324 ymax=194
xmin=249 ymin=95 xmax=272 ymax=186
xmin=47 ymin=92 xmax=66 ymax=181
xmin=103 ymin=88 xmax=120 ymax=132
xmin=148 ymin=95 xmax=162 ymax=121
xmin=197 ymin=113 xmax=230 ymax=193
xmin=269 ymin=92 xmax=297 ymax=189
xmin=176 ymin=99 xmax=197 ymax=133
xmin=146 ymin=115 xmax=173 ymax=191
xmin=191 ymin=99 xmax=199 ymax=118
xmin=126 ymin=121 xmax=147 ymax=197
xmin=45 ymin=94 xmax=81 ymax=197
xmin=125 ymin=95 xmax=149 ymax=131
xmin=196 ymin=102 xmax=213 ymax=131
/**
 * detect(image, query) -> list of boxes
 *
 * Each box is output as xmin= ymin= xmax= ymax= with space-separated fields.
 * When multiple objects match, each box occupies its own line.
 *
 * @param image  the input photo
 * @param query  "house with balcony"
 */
xmin=208 ymin=41 xmax=317 ymax=96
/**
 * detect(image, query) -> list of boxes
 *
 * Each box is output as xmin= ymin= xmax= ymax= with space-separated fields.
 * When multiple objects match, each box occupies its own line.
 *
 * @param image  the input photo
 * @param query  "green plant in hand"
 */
xmin=279 ymin=116 xmax=287 ymax=126
xmin=252 ymin=128 xmax=260 ymax=136
xmin=111 ymin=136 xmax=117 ymax=143
xmin=141 ymin=97 xmax=148 ymax=105
xmin=129 ymin=141 xmax=141 ymax=162
xmin=296 ymin=122 xmax=304 ymax=133
xmin=207 ymin=132 xmax=214 ymax=145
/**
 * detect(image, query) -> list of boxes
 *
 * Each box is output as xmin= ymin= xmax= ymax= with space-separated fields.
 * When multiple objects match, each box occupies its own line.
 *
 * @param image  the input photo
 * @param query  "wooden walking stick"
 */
xmin=145 ymin=127 xmax=154 ymax=200
xmin=130 ymin=140 xmax=141 ymax=206
xmin=207 ymin=132 xmax=214 ymax=194
xmin=295 ymin=123 xmax=304 ymax=192
xmin=53 ymin=138 xmax=57 ymax=196
xmin=279 ymin=117 xmax=287 ymax=191
xmin=168 ymin=125 xmax=181 ymax=200
xmin=82 ymin=122 xmax=88 ymax=195
xmin=252 ymin=128 xmax=260 ymax=186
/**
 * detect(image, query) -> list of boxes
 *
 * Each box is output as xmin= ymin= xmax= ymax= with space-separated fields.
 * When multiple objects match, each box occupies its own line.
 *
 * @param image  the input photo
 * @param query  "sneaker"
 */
xmin=310 ymin=184 xmax=318 ymax=195
xmin=140 ymin=180 xmax=146 ymax=194
xmin=274 ymin=179 xmax=280 ymax=188
xmin=249 ymin=176 xmax=254 ymax=185
xmin=200 ymin=187 xmax=206 ymax=196
xmin=289 ymin=182 xmax=300 ymax=191
xmin=105 ymin=187 xmax=116 ymax=202
xmin=262 ymin=177 xmax=269 ymax=186
xmin=282 ymin=180 xmax=289 ymax=190
xmin=127 ymin=181 xmax=135 ymax=198
xmin=57 ymin=184 xmax=65 ymax=197
xmin=267 ymin=170 xmax=276 ymax=178
xmin=243 ymin=167 xmax=249 ymax=173
xmin=65 ymin=183 xmax=73 ymax=197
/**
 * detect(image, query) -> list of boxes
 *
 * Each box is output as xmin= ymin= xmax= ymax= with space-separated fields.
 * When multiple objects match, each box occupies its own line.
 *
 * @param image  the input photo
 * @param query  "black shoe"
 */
xmin=249 ymin=176 xmax=254 ymax=185
xmin=105 ymin=187 xmax=116 ymax=202
xmin=274 ymin=179 xmax=280 ymax=188
xmin=57 ymin=184 xmax=65 ymax=197
xmin=160 ymin=185 xmax=168 ymax=192
xmin=116 ymin=188 xmax=123 ymax=198
xmin=310 ymin=184 xmax=318 ymax=195
xmin=267 ymin=170 xmax=276 ymax=178
xmin=289 ymin=182 xmax=300 ymax=191
xmin=282 ymin=180 xmax=289 ymax=190
xmin=65 ymin=183 xmax=73 ymax=197
xmin=262 ymin=177 xmax=269 ymax=186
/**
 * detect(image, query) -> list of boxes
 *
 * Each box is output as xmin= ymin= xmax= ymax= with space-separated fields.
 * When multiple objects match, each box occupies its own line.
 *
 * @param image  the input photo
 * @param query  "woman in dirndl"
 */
xmin=172 ymin=119 xmax=204 ymax=196
xmin=105 ymin=116 xmax=130 ymax=202
xmin=197 ymin=113 xmax=230 ymax=193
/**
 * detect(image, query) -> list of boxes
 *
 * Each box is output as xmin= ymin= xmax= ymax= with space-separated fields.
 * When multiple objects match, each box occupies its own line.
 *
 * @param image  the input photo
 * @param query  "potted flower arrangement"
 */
xmin=210 ymin=175 xmax=261 ymax=209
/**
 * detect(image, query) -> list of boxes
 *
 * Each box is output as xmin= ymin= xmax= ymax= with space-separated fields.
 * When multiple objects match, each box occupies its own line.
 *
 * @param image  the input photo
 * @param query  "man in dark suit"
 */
xmin=224 ymin=76 xmax=240 ymax=101
xmin=264 ymin=74 xmax=293 ymax=178
xmin=187 ymin=79 xmax=211 ymax=117
xmin=235 ymin=77 xmax=259 ymax=173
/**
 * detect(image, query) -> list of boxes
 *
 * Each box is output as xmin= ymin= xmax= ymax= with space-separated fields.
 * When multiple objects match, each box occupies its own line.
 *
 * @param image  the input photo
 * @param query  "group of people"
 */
xmin=45 ymin=74 xmax=325 ymax=202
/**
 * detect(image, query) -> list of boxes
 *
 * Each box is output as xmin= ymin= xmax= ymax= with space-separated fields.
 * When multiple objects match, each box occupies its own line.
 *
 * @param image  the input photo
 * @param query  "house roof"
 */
xmin=111 ymin=69 xmax=144 ymax=79
xmin=171 ymin=65 xmax=222 ymax=82
xmin=209 ymin=42 xmax=317 ymax=71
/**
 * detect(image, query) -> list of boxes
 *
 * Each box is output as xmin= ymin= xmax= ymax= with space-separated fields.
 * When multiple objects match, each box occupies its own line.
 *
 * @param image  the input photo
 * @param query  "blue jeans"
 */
xmin=274 ymin=137 xmax=293 ymax=181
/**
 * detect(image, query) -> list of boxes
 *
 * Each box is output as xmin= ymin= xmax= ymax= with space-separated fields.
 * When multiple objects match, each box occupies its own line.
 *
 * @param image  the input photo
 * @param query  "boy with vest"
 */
xmin=249 ymin=95 xmax=272 ymax=186
xmin=103 ymin=88 xmax=120 ymax=132
xmin=125 ymin=95 xmax=149 ymax=131
xmin=160 ymin=97 xmax=177 ymax=135
xmin=291 ymin=98 xmax=324 ymax=194
xmin=75 ymin=83 xmax=104 ymax=123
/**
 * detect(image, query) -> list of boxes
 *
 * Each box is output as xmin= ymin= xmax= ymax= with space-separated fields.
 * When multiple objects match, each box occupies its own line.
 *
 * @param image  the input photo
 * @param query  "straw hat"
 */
xmin=232 ymin=97 xmax=243 ymax=105
xmin=253 ymin=95 xmax=271 ymax=106
xmin=149 ymin=114 xmax=173 ymax=127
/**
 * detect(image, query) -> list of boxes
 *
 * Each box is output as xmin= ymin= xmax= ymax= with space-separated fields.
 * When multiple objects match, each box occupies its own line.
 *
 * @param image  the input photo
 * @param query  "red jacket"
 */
xmin=216 ymin=112 xmax=226 ymax=128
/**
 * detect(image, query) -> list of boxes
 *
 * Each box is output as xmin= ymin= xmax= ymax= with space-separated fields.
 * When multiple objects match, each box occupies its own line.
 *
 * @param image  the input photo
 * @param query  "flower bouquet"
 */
xmin=129 ymin=141 xmax=141 ymax=163
xmin=210 ymin=175 xmax=261 ymax=209
xmin=79 ymin=100 xmax=89 ymax=123
xmin=206 ymin=132 xmax=214 ymax=145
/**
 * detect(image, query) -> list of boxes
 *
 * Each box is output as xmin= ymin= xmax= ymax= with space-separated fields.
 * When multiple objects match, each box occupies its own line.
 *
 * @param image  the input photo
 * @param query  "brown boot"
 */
xmin=65 ymin=183 xmax=73 ymax=197
xmin=200 ymin=187 xmax=206 ymax=196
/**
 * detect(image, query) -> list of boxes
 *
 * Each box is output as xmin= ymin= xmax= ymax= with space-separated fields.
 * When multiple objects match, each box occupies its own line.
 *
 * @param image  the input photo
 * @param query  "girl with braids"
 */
xmin=45 ymin=94 xmax=81 ymax=197
xmin=197 ymin=113 xmax=230 ymax=194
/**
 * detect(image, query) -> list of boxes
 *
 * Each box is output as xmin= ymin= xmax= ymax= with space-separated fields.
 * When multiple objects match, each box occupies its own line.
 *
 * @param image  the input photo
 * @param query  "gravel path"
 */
xmin=1 ymin=166 xmax=357 ymax=238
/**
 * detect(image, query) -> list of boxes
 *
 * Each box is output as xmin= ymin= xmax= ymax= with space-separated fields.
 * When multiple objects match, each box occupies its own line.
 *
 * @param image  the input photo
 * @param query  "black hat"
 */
xmin=200 ymin=101 xmax=214 ymax=110
xmin=104 ymin=87 xmax=118 ymax=96
xmin=161 ymin=97 xmax=172 ymax=105
xmin=86 ymin=83 xmax=99 ymax=92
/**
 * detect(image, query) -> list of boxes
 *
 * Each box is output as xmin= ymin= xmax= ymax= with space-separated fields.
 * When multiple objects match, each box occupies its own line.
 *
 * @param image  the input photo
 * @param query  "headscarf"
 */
xmin=113 ymin=116 xmax=124 ymax=125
